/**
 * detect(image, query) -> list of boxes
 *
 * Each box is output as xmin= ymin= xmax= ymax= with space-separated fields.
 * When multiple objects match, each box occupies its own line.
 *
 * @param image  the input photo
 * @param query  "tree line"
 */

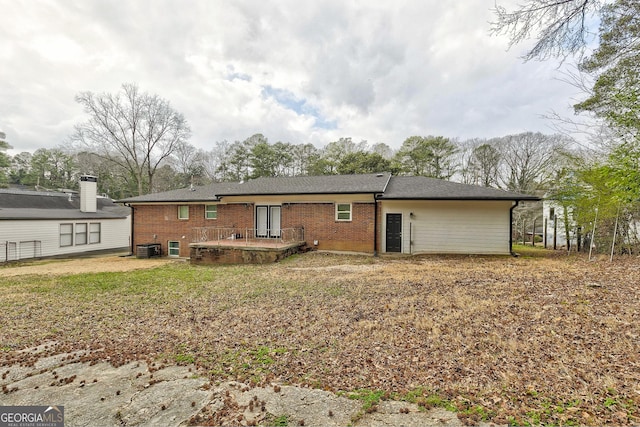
xmin=0 ymin=116 xmax=568 ymax=200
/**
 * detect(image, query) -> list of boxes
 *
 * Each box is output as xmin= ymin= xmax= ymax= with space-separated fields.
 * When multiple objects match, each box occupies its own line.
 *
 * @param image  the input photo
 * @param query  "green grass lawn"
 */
xmin=1 ymin=252 xmax=639 ymax=426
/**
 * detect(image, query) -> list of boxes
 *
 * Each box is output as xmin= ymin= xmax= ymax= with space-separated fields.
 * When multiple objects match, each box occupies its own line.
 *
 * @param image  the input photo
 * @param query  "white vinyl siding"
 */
xmin=381 ymin=200 xmax=513 ymax=255
xmin=1 ymin=217 xmax=130 ymax=261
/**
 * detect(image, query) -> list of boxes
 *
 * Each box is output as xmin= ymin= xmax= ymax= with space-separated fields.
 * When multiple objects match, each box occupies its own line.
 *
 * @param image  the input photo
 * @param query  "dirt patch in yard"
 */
xmin=0 ymin=255 xmax=175 ymax=277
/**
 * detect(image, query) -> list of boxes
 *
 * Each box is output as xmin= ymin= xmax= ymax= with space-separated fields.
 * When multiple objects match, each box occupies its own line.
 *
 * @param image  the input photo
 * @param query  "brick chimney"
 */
xmin=80 ymin=175 xmax=97 ymax=213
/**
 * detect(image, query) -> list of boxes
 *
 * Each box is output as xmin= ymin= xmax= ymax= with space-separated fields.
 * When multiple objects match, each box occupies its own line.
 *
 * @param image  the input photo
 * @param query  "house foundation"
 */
xmin=189 ymin=241 xmax=305 ymax=265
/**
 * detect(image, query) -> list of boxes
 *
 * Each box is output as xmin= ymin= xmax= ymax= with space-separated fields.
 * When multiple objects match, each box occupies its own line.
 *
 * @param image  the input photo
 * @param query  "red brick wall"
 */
xmin=132 ymin=201 xmax=376 ymax=257
xmin=282 ymin=202 xmax=375 ymax=253
xmin=132 ymin=204 xmax=253 ymax=257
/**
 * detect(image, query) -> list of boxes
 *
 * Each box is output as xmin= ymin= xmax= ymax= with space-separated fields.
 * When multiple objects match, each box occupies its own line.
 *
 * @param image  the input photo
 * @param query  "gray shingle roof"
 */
xmin=380 ymin=176 xmax=539 ymax=200
xmin=0 ymin=189 xmax=130 ymax=220
xmin=219 ymin=173 xmax=392 ymax=196
xmin=116 ymin=182 xmax=234 ymax=203
xmin=117 ymin=173 xmax=393 ymax=202
xmin=116 ymin=173 xmax=538 ymax=203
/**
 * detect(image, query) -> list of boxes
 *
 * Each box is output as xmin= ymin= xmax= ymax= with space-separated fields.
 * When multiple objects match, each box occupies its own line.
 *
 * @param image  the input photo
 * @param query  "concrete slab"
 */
xmin=1 ymin=345 xmax=500 ymax=426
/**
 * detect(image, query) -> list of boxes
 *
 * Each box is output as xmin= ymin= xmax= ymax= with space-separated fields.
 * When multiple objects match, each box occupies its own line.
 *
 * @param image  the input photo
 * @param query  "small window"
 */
xmin=205 ymin=205 xmax=217 ymax=219
xmin=178 ymin=205 xmax=189 ymax=220
xmin=336 ymin=203 xmax=352 ymax=221
xmin=89 ymin=223 xmax=101 ymax=244
xmin=75 ymin=223 xmax=87 ymax=245
xmin=168 ymin=241 xmax=180 ymax=257
xmin=60 ymin=223 xmax=73 ymax=247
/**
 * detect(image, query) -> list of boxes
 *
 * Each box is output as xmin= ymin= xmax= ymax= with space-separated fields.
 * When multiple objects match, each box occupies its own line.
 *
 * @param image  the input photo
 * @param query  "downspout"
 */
xmin=374 ymin=173 xmax=392 ymax=258
xmin=510 ymin=200 xmax=519 ymax=257
xmin=373 ymin=194 xmax=379 ymax=257
xmin=125 ymin=203 xmax=134 ymax=256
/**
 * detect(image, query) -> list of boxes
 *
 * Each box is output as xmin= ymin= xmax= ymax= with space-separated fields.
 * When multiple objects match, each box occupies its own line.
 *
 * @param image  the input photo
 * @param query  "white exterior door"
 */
xmin=256 ymin=205 xmax=281 ymax=238
xmin=270 ymin=206 xmax=281 ymax=238
xmin=256 ymin=206 xmax=269 ymax=237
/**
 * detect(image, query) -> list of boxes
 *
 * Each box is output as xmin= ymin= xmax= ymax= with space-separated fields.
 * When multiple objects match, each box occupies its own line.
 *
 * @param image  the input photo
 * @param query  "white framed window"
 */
xmin=89 ymin=223 xmax=101 ymax=244
xmin=75 ymin=223 xmax=87 ymax=245
xmin=60 ymin=223 xmax=73 ymax=247
xmin=168 ymin=241 xmax=180 ymax=256
xmin=178 ymin=205 xmax=189 ymax=220
xmin=205 ymin=205 xmax=217 ymax=219
xmin=336 ymin=203 xmax=352 ymax=221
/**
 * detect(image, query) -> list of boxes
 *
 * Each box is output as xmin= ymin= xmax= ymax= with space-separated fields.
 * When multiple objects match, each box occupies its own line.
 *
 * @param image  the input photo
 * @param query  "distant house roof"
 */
xmin=0 ymin=189 xmax=130 ymax=220
xmin=379 ymin=176 xmax=539 ymax=201
xmin=116 ymin=173 xmax=539 ymax=203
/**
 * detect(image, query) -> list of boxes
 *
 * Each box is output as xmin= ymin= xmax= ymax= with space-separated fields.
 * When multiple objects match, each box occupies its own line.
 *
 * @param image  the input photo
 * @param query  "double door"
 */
xmin=256 ymin=205 xmax=281 ymax=238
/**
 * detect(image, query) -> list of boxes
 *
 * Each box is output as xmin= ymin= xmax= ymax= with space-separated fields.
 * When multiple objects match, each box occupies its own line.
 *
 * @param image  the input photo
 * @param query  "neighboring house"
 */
xmin=0 ymin=176 xmax=131 ymax=262
xmin=118 ymin=173 xmax=538 ymax=259
xmin=542 ymin=198 xmax=577 ymax=249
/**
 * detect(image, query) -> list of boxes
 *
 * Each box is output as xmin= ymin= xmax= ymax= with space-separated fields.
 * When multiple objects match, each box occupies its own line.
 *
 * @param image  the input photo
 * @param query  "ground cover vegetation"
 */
xmin=1 ymin=249 xmax=639 ymax=425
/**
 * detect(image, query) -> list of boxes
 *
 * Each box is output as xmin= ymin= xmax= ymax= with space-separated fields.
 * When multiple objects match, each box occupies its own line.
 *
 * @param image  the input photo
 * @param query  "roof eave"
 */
xmin=380 ymin=196 xmax=541 ymax=201
xmin=117 ymin=198 xmax=221 ymax=204
xmin=216 ymin=191 xmax=381 ymax=197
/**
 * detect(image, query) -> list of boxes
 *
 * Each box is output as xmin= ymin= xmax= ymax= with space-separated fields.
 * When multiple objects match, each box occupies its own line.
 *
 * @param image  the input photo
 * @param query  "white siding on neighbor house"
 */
xmin=0 ymin=217 xmax=131 ymax=260
xmin=381 ymin=200 xmax=514 ymax=255
xmin=542 ymin=200 xmax=576 ymax=248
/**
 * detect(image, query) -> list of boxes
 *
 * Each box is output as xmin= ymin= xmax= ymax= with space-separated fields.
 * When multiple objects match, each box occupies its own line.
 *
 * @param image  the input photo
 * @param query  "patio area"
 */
xmin=189 ymin=227 xmax=306 ymax=264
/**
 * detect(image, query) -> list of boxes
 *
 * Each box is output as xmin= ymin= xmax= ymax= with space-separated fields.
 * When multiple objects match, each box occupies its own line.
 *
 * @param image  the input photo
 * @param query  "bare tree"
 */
xmin=469 ymin=143 xmax=502 ymax=187
xmin=72 ymin=83 xmax=191 ymax=196
xmin=204 ymin=140 xmax=231 ymax=181
xmin=491 ymin=0 xmax=602 ymax=61
xmin=170 ymin=141 xmax=207 ymax=186
xmin=370 ymin=142 xmax=395 ymax=159
xmin=494 ymin=132 xmax=569 ymax=193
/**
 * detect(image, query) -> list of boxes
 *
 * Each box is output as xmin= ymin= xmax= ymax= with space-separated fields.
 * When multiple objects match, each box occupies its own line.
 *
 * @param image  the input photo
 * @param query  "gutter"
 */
xmin=373 ymin=173 xmax=392 ymax=257
xmin=124 ymin=203 xmax=134 ymax=256
xmin=510 ymin=200 xmax=519 ymax=256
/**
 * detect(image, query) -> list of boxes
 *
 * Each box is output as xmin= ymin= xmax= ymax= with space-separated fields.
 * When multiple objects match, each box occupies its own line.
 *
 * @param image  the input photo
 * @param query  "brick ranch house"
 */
xmin=117 ymin=173 xmax=538 ymax=260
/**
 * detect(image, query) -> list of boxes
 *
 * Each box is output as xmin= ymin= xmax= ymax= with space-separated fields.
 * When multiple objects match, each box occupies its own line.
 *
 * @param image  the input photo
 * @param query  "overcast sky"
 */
xmin=0 ymin=0 xmax=585 ymax=155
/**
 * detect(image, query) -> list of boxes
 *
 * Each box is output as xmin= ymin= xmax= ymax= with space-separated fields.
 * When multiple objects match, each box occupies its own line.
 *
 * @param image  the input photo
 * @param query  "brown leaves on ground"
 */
xmin=1 ymin=251 xmax=639 ymax=425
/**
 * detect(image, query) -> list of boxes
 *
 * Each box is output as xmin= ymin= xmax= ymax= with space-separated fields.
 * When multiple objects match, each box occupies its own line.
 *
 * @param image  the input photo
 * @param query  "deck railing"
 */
xmin=192 ymin=227 xmax=304 ymax=245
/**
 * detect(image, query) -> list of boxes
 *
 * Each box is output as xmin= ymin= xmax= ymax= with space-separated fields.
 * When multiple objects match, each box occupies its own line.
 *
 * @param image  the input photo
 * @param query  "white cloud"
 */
xmin=0 ymin=0 xmax=584 ymax=156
